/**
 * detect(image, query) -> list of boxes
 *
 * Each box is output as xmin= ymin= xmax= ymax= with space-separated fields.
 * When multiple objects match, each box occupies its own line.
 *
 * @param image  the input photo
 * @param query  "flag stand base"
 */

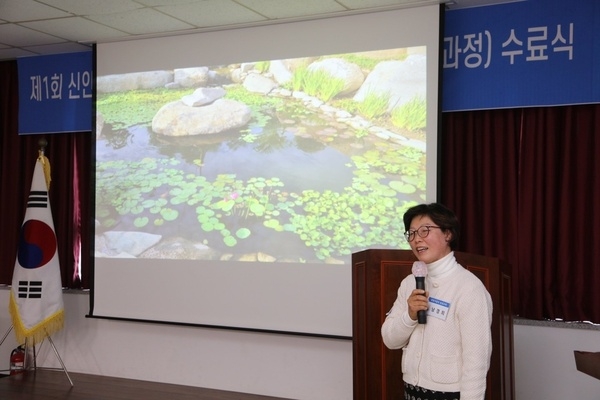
xmin=0 ymin=325 xmax=74 ymax=386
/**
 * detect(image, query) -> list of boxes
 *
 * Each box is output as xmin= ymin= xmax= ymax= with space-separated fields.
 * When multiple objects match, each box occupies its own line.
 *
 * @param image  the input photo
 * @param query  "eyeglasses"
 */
xmin=404 ymin=225 xmax=441 ymax=242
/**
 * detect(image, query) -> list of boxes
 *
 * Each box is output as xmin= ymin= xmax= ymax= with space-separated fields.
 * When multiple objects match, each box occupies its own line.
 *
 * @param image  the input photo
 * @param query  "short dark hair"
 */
xmin=403 ymin=203 xmax=460 ymax=250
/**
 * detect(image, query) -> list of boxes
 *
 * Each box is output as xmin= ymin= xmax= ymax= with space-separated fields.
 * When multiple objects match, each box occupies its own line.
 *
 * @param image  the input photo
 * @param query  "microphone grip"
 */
xmin=415 ymin=276 xmax=427 ymax=324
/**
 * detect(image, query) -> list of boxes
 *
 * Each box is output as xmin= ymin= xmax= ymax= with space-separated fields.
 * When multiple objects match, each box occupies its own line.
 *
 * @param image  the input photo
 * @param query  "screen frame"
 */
xmin=90 ymin=4 xmax=443 ymax=338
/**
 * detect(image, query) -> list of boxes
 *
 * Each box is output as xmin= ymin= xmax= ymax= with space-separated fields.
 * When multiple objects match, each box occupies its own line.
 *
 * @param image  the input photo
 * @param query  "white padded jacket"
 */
xmin=381 ymin=252 xmax=493 ymax=400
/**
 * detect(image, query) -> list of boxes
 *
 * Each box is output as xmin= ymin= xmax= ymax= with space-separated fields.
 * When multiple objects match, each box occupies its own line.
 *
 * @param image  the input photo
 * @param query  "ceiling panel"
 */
xmin=0 ymin=0 xmax=523 ymax=61
xmin=154 ymin=0 xmax=267 ymax=27
xmin=0 ymin=23 xmax=65 ymax=47
xmin=35 ymin=0 xmax=144 ymax=16
xmin=20 ymin=17 xmax=128 ymax=43
xmin=0 ymin=0 xmax=71 ymax=22
xmin=86 ymin=8 xmax=194 ymax=35
xmin=234 ymin=0 xmax=347 ymax=19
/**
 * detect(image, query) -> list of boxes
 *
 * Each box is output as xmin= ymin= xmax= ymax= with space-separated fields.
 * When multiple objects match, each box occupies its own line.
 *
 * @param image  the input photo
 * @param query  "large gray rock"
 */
xmin=152 ymin=98 xmax=252 ymax=136
xmin=97 ymin=70 xmax=173 ymax=93
xmin=269 ymin=60 xmax=293 ymax=85
xmin=173 ymin=67 xmax=210 ymax=88
xmin=95 ymin=231 xmax=162 ymax=258
xmin=307 ymin=58 xmax=365 ymax=95
xmin=181 ymin=87 xmax=226 ymax=107
xmin=354 ymin=54 xmax=426 ymax=112
xmin=96 ymin=112 xmax=105 ymax=137
xmin=243 ymin=73 xmax=277 ymax=94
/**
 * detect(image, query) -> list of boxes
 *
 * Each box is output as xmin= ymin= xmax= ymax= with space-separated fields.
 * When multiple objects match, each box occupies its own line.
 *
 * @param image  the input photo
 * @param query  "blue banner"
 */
xmin=18 ymin=52 xmax=93 ymax=135
xmin=442 ymin=0 xmax=600 ymax=111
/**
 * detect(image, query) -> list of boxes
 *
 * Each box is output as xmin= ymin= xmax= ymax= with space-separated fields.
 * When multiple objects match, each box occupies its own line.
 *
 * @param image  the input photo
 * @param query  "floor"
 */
xmin=0 ymin=369 xmax=293 ymax=400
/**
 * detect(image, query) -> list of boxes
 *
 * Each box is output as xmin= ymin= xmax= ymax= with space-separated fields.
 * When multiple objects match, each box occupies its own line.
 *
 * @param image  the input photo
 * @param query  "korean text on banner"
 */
xmin=442 ymin=0 xmax=600 ymax=111
xmin=17 ymin=51 xmax=93 ymax=135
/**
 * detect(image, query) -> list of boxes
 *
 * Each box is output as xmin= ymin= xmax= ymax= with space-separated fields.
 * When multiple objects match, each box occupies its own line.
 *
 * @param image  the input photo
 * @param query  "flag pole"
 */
xmin=0 ymin=325 xmax=13 ymax=348
xmin=35 ymin=139 xmax=74 ymax=386
xmin=44 ymin=334 xmax=73 ymax=386
xmin=0 ymin=326 xmax=14 ymax=375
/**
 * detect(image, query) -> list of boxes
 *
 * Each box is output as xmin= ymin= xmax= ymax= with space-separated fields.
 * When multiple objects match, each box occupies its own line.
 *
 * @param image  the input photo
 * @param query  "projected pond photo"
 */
xmin=95 ymin=47 xmax=427 ymax=263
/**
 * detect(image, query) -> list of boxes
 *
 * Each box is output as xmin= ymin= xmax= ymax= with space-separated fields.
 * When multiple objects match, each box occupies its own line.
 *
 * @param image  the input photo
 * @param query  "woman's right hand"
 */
xmin=407 ymin=289 xmax=429 ymax=321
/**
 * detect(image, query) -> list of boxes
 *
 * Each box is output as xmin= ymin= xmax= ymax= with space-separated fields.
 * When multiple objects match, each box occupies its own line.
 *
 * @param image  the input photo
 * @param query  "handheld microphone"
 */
xmin=411 ymin=261 xmax=428 ymax=324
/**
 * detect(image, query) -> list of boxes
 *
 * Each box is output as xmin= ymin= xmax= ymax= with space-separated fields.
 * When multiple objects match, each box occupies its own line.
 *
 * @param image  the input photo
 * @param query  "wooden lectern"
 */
xmin=352 ymin=249 xmax=514 ymax=400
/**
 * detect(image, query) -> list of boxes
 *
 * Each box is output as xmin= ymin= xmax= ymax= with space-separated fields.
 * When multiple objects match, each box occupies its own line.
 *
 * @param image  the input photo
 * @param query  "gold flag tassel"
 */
xmin=38 ymin=149 xmax=51 ymax=191
xmin=9 ymin=291 xmax=64 ymax=345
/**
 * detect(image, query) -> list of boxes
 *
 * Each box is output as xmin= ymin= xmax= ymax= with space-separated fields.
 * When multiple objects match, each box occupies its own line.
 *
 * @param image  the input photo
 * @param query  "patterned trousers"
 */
xmin=403 ymin=382 xmax=460 ymax=400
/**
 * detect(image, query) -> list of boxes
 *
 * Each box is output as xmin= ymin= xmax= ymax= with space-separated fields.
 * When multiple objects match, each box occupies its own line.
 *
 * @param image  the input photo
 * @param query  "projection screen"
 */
xmin=92 ymin=5 xmax=441 ymax=337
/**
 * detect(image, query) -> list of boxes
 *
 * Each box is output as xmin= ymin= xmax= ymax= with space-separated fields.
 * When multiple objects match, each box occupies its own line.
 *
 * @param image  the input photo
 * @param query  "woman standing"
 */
xmin=381 ymin=203 xmax=493 ymax=400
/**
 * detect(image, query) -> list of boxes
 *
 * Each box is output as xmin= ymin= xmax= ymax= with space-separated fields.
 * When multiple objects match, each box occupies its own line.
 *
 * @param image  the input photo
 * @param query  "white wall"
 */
xmin=2 ymin=289 xmax=600 ymax=399
xmin=513 ymin=322 xmax=600 ymax=399
xmin=0 ymin=289 xmax=352 ymax=399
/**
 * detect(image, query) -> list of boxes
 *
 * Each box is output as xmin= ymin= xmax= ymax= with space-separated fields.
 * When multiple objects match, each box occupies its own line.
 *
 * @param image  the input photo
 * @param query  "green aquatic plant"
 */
xmin=95 ymin=127 xmax=425 ymax=260
xmin=351 ymin=145 xmax=425 ymax=180
xmin=289 ymin=178 xmax=410 ymax=260
xmin=224 ymin=84 xmax=280 ymax=135
xmin=391 ymin=96 xmax=426 ymax=131
xmin=291 ymin=66 xmax=309 ymax=92
xmin=254 ymin=60 xmax=270 ymax=73
xmin=134 ymin=217 xmax=149 ymax=228
xmin=356 ymin=91 xmax=390 ymax=119
xmin=335 ymin=52 xmax=408 ymax=70
xmin=330 ymin=97 xmax=358 ymax=114
xmin=335 ymin=53 xmax=381 ymax=70
xmin=96 ymin=149 xmax=423 ymax=258
xmin=97 ymin=88 xmax=193 ymax=129
xmin=224 ymin=84 xmax=281 ymax=108
xmin=303 ymin=69 xmax=345 ymax=102
xmin=240 ymin=132 xmax=258 ymax=143
xmin=291 ymin=68 xmax=345 ymax=102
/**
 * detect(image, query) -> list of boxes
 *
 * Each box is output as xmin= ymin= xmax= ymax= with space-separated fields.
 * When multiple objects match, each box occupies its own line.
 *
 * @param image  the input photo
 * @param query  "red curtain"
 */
xmin=518 ymin=106 xmax=600 ymax=321
xmin=441 ymin=105 xmax=600 ymax=322
xmin=0 ymin=60 xmax=91 ymax=289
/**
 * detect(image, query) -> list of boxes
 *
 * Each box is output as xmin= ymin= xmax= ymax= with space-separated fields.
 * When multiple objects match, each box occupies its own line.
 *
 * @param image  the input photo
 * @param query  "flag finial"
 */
xmin=37 ymin=139 xmax=51 ymax=191
xmin=38 ymin=138 xmax=47 ymax=153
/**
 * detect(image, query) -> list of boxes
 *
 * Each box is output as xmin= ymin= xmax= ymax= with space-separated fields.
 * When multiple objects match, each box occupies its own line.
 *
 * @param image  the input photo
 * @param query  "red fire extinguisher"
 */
xmin=9 ymin=345 xmax=25 ymax=375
